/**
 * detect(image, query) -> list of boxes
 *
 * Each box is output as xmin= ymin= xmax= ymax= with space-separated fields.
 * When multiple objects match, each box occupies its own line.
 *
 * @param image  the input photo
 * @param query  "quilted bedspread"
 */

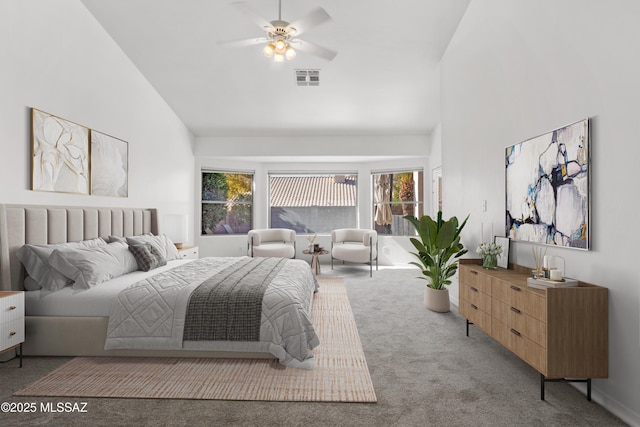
xmin=104 ymin=257 xmax=320 ymax=368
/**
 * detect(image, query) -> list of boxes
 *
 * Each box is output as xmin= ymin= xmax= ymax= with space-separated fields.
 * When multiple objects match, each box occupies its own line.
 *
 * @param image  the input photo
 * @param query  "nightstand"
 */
xmin=178 ymin=245 xmax=199 ymax=260
xmin=0 ymin=291 xmax=24 ymax=367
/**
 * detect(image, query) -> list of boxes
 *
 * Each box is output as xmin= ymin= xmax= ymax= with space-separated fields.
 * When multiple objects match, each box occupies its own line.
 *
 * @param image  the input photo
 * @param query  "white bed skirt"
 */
xmin=24 ymin=316 xmax=274 ymax=359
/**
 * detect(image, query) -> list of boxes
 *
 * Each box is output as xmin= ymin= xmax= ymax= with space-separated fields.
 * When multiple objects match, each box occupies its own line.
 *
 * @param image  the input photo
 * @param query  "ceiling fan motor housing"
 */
xmin=269 ymin=20 xmax=295 ymax=38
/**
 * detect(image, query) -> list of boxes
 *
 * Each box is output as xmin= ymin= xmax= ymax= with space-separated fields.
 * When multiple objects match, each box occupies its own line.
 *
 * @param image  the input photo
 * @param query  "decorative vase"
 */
xmin=424 ymin=286 xmax=450 ymax=313
xmin=482 ymin=253 xmax=498 ymax=269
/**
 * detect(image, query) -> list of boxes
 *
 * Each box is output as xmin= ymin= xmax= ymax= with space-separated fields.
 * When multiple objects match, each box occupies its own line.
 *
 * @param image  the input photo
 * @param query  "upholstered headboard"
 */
xmin=0 ymin=204 xmax=158 ymax=292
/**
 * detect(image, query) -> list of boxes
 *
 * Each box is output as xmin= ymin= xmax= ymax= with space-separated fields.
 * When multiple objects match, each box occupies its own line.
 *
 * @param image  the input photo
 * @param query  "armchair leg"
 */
xmin=331 ymin=242 xmax=334 ymax=270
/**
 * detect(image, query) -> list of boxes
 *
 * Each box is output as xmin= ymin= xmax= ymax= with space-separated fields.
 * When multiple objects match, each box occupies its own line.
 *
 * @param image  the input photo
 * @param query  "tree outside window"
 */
xmin=373 ymin=170 xmax=424 ymax=235
xmin=201 ymin=171 xmax=253 ymax=234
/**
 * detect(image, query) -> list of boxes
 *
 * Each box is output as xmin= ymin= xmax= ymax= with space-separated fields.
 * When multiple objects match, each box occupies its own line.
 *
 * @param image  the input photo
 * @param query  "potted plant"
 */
xmin=404 ymin=212 xmax=469 ymax=312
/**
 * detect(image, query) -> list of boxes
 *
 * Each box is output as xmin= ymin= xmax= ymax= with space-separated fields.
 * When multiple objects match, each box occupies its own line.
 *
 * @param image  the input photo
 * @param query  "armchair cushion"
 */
xmin=248 ymin=229 xmax=296 ymax=258
xmin=332 ymin=243 xmax=377 ymax=264
xmin=332 ymin=229 xmax=377 ymax=246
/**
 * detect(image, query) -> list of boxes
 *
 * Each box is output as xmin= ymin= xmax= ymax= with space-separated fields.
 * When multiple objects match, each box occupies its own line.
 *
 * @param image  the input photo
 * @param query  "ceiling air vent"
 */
xmin=295 ymin=69 xmax=320 ymax=87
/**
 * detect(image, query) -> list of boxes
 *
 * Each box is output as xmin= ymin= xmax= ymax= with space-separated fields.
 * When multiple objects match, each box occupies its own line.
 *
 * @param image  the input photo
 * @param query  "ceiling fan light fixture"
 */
xmin=224 ymin=1 xmax=336 ymax=62
xmin=263 ymin=42 xmax=276 ymax=57
xmin=274 ymin=38 xmax=287 ymax=52
xmin=285 ymin=45 xmax=296 ymax=60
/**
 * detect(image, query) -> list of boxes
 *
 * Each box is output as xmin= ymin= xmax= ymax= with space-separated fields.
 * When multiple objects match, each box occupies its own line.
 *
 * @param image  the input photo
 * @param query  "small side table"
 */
xmin=177 ymin=246 xmax=199 ymax=260
xmin=302 ymin=249 xmax=329 ymax=275
xmin=1 ymin=291 xmax=24 ymax=368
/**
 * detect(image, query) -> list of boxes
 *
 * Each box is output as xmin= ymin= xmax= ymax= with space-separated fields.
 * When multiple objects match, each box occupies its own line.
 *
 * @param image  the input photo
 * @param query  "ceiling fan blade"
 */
xmin=285 ymin=7 xmax=331 ymax=36
xmin=291 ymin=39 xmax=337 ymax=61
xmin=231 ymin=1 xmax=273 ymax=31
xmin=218 ymin=37 xmax=270 ymax=49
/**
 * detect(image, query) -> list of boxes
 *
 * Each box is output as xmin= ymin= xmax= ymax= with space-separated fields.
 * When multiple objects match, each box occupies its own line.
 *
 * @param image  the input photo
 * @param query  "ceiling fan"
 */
xmin=219 ymin=0 xmax=337 ymax=62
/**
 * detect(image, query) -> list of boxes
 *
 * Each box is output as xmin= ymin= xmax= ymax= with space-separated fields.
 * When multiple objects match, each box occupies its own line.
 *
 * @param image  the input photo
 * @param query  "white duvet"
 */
xmin=104 ymin=257 xmax=320 ymax=369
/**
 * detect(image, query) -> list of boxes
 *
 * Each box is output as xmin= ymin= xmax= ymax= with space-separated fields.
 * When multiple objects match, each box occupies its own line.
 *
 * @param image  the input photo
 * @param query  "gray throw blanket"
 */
xmin=183 ymin=257 xmax=285 ymax=342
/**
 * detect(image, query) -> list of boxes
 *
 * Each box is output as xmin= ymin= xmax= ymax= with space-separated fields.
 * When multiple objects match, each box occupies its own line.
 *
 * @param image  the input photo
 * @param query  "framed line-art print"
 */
xmin=505 ymin=119 xmax=590 ymax=250
xmin=31 ymin=108 xmax=90 ymax=194
xmin=90 ymin=130 xmax=128 ymax=197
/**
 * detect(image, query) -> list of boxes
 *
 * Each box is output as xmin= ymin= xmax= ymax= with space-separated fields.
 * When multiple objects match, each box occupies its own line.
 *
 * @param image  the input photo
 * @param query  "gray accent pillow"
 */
xmin=128 ymin=243 xmax=167 ymax=272
xmin=48 ymin=241 xmax=139 ymax=290
xmin=126 ymin=234 xmax=179 ymax=261
xmin=16 ymin=237 xmax=107 ymax=291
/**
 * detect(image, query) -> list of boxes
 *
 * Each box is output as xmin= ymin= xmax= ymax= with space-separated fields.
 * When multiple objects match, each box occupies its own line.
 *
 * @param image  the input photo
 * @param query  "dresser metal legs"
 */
xmin=541 ymin=374 xmax=591 ymax=401
xmin=467 ymin=318 xmax=594 ymax=402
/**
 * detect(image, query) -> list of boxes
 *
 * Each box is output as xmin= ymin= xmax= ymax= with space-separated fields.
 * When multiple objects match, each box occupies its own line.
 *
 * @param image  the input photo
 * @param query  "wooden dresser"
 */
xmin=458 ymin=259 xmax=607 ymax=400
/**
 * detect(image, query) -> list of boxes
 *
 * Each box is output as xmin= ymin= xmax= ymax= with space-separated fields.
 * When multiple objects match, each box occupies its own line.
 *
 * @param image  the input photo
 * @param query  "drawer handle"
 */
xmin=470 ymin=286 xmax=478 ymax=293
xmin=510 ymin=285 xmax=521 ymax=292
xmin=510 ymin=306 xmax=521 ymax=314
xmin=9 ymin=306 xmax=16 ymax=310
xmin=470 ymin=304 xmax=478 ymax=310
xmin=510 ymin=328 xmax=521 ymax=336
xmin=9 ymin=331 xmax=16 ymax=336
xmin=470 ymin=270 xmax=478 ymax=275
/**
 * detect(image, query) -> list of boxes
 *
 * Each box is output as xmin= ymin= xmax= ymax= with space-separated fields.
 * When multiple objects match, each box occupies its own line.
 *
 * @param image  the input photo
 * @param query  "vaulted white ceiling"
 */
xmin=81 ymin=0 xmax=470 ymax=138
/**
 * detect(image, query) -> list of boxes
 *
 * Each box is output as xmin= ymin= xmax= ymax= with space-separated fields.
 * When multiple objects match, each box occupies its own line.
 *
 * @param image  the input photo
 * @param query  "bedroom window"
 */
xmin=201 ymin=171 xmax=253 ymax=235
xmin=372 ymin=170 xmax=424 ymax=236
xmin=269 ymin=173 xmax=357 ymax=233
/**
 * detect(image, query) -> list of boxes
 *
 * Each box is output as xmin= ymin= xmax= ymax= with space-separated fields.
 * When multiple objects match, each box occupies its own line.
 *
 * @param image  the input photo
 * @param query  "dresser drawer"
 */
xmin=0 ymin=318 xmax=25 ymax=351
xmin=460 ymin=266 xmax=491 ymax=294
xmin=491 ymin=318 xmax=526 ymax=359
xmin=460 ymin=297 xmax=491 ymax=334
xmin=492 ymin=299 xmax=525 ymax=332
xmin=524 ymin=339 xmax=547 ymax=374
xmin=526 ymin=292 xmax=546 ymax=322
xmin=492 ymin=279 xmax=531 ymax=311
xmin=492 ymin=299 xmax=546 ymax=347
xmin=460 ymin=283 xmax=491 ymax=313
xmin=0 ymin=292 xmax=25 ymax=324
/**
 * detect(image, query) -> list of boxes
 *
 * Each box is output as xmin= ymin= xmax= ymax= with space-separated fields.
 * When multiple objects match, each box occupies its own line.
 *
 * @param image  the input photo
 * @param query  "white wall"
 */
xmin=195 ymin=134 xmax=431 ymax=264
xmin=441 ymin=1 xmax=640 ymax=424
xmin=0 ymin=0 xmax=195 ymax=242
xmin=196 ymin=135 xmax=429 ymax=158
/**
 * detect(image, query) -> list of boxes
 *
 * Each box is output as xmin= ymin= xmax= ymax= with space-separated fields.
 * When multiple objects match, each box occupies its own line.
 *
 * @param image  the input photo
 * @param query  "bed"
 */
xmin=0 ymin=204 xmax=319 ymax=369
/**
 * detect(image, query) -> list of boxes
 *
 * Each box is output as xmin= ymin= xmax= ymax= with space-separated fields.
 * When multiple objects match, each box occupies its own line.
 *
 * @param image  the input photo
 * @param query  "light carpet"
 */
xmin=15 ymin=276 xmax=376 ymax=403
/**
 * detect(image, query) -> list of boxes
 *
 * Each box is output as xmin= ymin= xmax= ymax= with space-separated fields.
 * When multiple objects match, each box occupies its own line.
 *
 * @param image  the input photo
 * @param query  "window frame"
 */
xmin=268 ymin=172 xmax=359 ymax=234
xmin=200 ymin=169 xmax=254 ymax=235
xmin=371 ymin=169 xmax=424 ymax=236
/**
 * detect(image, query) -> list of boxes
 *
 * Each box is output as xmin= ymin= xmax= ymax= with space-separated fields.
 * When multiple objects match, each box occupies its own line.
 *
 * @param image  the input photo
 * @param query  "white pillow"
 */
xmin=16 ymin=238 xmax=107 ymax=291
xmin=48 ymin=242 xmax=139 ymax=290
xmin=126 ymin=234 xmax=179 ymax=261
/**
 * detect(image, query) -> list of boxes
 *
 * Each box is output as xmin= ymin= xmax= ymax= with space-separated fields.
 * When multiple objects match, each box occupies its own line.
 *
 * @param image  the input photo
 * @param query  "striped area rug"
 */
xmin=15 ymin=276 xmax=377 ymax=402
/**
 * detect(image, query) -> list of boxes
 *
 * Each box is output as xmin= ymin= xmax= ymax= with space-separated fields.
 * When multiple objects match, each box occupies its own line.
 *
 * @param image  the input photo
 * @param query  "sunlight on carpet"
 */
xmin=15 ymin=276 xmax=376 ymax=402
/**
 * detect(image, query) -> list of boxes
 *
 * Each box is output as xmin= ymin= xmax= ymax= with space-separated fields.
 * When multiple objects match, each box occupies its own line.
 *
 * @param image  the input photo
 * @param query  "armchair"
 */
xmin=331 ymin=228 xmax=378 ymax=276
xmin=247 ymin=229 xmax=296 ymax=259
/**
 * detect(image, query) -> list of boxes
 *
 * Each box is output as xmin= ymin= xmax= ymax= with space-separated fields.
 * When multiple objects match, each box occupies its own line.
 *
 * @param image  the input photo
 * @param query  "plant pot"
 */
xmin=424 ymin=286 xmax=450 ymax=313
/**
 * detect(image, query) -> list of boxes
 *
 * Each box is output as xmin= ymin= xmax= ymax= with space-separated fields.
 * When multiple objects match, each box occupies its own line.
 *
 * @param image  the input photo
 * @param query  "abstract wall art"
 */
xmin=90 ymin=130 xmax=128 ymax=197
xmin=31 ymin=108 xmax=90 ymax=194
xmin=505 ymin=119 xmax=590 ymax=250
